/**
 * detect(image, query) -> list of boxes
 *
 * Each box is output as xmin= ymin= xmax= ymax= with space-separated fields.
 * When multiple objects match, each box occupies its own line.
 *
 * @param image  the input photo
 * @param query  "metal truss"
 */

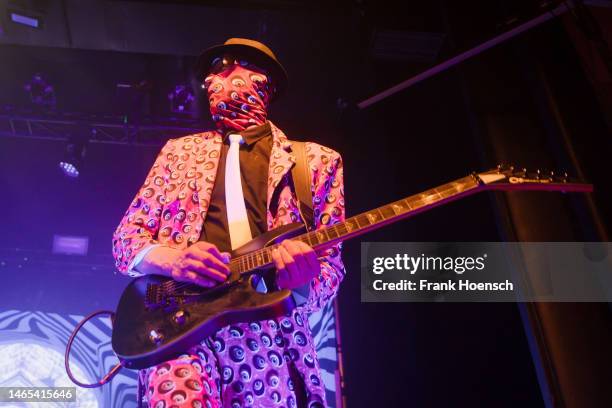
xmin=0 ymin=107 xmax=207 ymax=147
xmin=0 ymin=246 xmax=116 ymax=275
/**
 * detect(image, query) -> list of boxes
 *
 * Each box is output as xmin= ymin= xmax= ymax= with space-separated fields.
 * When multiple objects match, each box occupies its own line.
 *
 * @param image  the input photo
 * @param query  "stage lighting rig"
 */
xmin=168 ymin=84 xmax=195 ymax=115
xmin=24 ymin=73 xmax=56 ymax=110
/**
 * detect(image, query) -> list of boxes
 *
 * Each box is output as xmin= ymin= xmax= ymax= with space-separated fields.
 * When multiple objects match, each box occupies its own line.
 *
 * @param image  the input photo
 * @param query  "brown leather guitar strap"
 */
xmin=289 ymin=141 xmax=314 ymax=231
xmin=288 ymin=140 xmax=315 ymax=305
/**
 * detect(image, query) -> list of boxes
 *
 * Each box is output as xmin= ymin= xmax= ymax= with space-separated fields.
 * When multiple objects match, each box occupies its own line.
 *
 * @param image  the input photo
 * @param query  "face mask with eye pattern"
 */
xmin=205 ymin=63 xmax=272 ymax=132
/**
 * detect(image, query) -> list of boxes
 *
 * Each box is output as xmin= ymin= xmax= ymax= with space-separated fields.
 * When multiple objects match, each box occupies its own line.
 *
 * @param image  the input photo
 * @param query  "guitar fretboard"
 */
xmin=229 ymin=175 xmax=480 ymax=274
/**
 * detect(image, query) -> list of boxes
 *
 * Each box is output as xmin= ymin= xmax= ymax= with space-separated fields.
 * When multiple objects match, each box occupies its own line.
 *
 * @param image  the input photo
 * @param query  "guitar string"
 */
xmin=163 ymin=174 xmax=586 ymax=294
xmin=165 ymin=179 xmax=478 ymax=293
xmin=163 ymin=180 xmax=478 ymax=294
xmin=164 ymin=169 xmax=570 ymax=292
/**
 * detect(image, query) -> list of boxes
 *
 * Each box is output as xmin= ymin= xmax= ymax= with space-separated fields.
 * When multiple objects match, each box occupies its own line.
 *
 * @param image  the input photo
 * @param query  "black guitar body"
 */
xmin=112 ymin=223 xmax=305 ymax=369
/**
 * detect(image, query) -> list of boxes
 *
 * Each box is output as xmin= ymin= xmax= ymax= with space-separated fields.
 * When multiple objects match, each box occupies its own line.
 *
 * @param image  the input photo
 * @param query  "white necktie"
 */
xmin=225 ymin=133 xmax=252 ymax=250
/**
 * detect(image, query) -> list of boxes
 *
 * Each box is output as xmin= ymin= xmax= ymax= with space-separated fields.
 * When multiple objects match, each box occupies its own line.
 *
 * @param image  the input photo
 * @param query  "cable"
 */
xmin=64 ymin=309 xmax=124 ymax=388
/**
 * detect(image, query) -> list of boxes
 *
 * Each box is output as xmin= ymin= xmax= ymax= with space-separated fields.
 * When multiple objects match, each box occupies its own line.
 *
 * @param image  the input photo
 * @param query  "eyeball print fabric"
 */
xmin=145 ymin=310 xmax=329 ymax=408
xmin=112 ymin=122 xmax=346 ymax=407
xmin=147 ymin=355 xmax=218 ymax=408
xmin=205 ymin=64 xmax=271 ymax=132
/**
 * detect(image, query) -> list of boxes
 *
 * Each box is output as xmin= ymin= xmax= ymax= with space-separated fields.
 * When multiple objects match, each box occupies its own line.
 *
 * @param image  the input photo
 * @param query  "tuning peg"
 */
xmin=521 ymin=167 xmax=527 ymax=176
xmin=536 ymin=169 xmax=541 ymax=180
xmin=563 ymin=172 xmax=568 ymax=182
xmin=549 ymin=170 xmax=555 ymax=181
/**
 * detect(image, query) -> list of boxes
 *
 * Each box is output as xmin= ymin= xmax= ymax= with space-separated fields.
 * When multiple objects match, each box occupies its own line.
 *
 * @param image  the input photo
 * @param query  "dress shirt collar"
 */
xmin=223 ymin=121 xmax=272 ymax=146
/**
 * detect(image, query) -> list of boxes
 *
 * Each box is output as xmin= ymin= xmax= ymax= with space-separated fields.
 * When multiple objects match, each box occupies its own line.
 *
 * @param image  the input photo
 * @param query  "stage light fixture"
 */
xmin=59 ymin=134 xmax=88 ymax=178
xmin=168 ymin=84 xmax=195 ymax=114
xmin=24 ymin=73 xmax=56 ymax=109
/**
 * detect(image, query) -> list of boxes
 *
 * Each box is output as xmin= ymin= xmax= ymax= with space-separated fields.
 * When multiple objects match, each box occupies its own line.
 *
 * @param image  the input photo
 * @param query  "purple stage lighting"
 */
xmin=10 ymin=12 xmax=40 ymax=28
xmin=24 ymin=73 xmax=56 ymax=109
xmin=59 ymin=134 xmax=88 ymax=178
xmin=59 ymin=161 xmax=79 ymax=178
xmin=52 ymin=235 xmax=89 ymax=256
xmin=168 ymin=85 xmax=195 ymax=114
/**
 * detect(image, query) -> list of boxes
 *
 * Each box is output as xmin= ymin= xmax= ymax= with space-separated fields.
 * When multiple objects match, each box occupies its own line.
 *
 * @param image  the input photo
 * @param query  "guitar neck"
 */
xmin=230 ymin=175 xmax=481 ymax=274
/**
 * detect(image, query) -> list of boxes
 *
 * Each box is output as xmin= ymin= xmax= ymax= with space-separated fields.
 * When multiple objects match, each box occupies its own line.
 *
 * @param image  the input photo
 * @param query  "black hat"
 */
xmin=195 ymin=38 xmax=288 ymax=101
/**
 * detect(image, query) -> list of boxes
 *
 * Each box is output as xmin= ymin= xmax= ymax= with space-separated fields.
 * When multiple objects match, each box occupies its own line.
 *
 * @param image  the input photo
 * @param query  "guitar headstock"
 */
xmin=475 ymin=164 xmax=593 ymax=193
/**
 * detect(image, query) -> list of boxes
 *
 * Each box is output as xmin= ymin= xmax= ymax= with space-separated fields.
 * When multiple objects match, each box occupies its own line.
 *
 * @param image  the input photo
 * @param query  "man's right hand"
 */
xmin=170 ymin=242 xmax=231 ymax=287
xmin=136 ymin=242 xmax=231 ymax=288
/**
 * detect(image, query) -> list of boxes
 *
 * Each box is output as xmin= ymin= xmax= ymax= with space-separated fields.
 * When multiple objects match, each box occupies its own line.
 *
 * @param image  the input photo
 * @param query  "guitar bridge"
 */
xmin=145 ymin=282 xmax=193 ymax=311
xmin=145 ymin=283 xmax=163 ymax=310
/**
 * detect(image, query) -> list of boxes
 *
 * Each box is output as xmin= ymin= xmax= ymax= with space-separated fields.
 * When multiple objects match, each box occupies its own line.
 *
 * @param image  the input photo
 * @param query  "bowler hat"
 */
xmin=195 ymin=38 xmax=288 ymax=100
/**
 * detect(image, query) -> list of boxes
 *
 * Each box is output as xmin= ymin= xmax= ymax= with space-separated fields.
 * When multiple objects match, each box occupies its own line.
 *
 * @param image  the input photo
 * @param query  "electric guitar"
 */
xmin=111 ymin=165 xmax=592 ymax=369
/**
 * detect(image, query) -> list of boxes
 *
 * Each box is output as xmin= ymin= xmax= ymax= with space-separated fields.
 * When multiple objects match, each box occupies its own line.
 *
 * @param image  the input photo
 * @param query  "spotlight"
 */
xmin=24 ymin=73 xmax=56 ymax=109
xmin=59 ymin=161 xmax=79 ymax=178
xmin=59 ymin=134 xmax=88 ymax=178
xmin=168 ymin=84 xmax=195 ymax=114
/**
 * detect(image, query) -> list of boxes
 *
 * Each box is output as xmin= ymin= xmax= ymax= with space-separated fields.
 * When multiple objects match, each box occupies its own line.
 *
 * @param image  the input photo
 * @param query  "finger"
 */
xmin=203 ymin=244 xmax=224 ymax=262
xmin=281 ymin=239 xmax=303 ymax=257
xmin=221 ymin=252 xmax=231 ymax=264
xmin=187 ymin=249 xmax=230 ymax=276
xmin=190 ymin=242 xmax=228 ymax=265
xmin=282 ymin=240 xmax=310 ymax=276
xmin=271 ymin=247 xmax=284 ymax=270
xmin=171 ymin=268 xmax=213 ymax=287
xmin=201 ymin=253 xmax=231 ymax=276
xmin=184 ymin=271 xmax=216 ymax=288
xmin=272 ymin=248 xmax=288 ymax=287
xmin=293 ymin=240 xmax=316 ymax=256
xmin=184 ymin=258 xmax=227 ymax=282
xmin=296 ymin=241 xmax=320 ymax=276
xmin=279 ymin=245 xmax=299 ymax=277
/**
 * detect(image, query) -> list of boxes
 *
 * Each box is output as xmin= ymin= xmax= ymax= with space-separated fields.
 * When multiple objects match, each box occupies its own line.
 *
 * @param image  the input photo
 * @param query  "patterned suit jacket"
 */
xmin=112 ymin=122 xmax=345 ymax=406
xmin=112 ymin=120 xmax=345 ymax=314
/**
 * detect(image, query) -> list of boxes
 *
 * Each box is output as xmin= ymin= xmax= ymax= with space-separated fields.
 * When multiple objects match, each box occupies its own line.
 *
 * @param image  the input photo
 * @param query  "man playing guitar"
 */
xmin=112 ymin=38 xmax=346 ymax=408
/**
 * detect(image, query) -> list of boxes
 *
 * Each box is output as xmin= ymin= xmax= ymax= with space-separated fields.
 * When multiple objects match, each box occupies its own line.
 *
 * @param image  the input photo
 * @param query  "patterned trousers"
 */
xmin=141 ymin=355 xmax=220 ymax=408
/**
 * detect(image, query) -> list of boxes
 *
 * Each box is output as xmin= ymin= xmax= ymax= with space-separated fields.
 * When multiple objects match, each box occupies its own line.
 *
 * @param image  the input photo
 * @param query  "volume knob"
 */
xmin=149 ymin=329 xmax=164 ymax=344
xmin=173 ymin=309 xmax=189 ymax=325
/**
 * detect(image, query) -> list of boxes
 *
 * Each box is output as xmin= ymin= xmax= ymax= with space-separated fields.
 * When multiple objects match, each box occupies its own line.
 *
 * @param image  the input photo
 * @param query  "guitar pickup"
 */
xmin=145 ymin=282 xmax=191 ymax=312
xmin=145 ymin=283 xmax=163 ymax=310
